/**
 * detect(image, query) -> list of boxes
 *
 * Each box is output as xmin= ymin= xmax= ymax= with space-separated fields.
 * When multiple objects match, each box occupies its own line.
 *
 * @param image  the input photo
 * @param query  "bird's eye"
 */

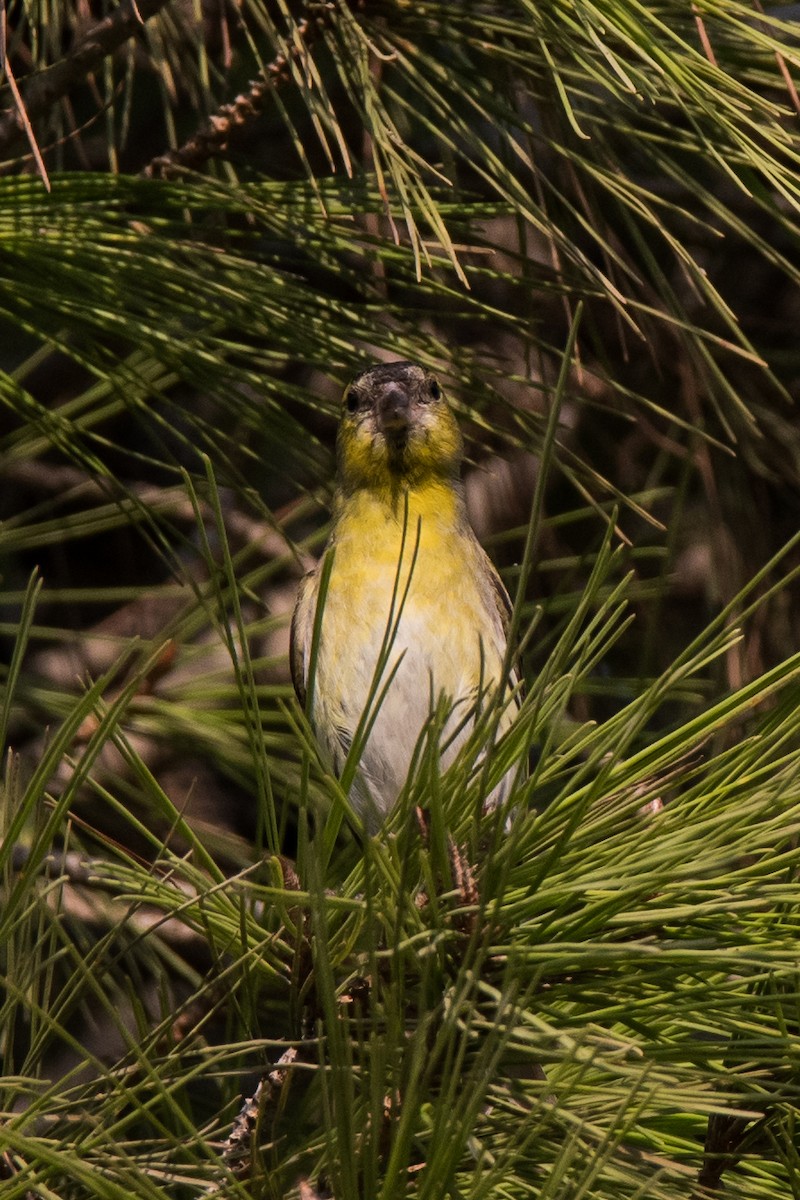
xmin=345 ymin=390 xmax=358 ymax=414
xmin=429 ymin=379 xmax=441 ymax=400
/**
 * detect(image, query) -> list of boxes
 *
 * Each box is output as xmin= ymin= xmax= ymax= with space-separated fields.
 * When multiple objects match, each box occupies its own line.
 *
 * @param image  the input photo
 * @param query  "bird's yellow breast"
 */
xmin=304 ymin=480 xmax=510 ymax=826
xmin=324 ymin=483 xmax=503 ymax=688
xmin=329 ymin=481 xmax=476 ymax=619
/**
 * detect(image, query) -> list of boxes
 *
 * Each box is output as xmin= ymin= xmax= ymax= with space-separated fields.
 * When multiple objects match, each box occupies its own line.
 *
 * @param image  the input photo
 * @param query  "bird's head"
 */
xmin=336 ymin=361 xmax=463 ymax=494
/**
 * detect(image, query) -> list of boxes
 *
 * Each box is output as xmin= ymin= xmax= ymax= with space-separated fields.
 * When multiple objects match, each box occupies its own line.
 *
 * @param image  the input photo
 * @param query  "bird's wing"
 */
xmin=485 ymin=551 xmax=513 ymax=639
xmin=480 ymin=545 xmax=524 ymax=701
xmin=289 ymin=567 xmax=319 ymax=711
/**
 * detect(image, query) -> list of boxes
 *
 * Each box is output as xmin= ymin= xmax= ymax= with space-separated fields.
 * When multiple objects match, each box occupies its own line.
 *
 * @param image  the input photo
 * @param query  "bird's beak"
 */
xmin=377 ymin=383 xmax=411 ymax=439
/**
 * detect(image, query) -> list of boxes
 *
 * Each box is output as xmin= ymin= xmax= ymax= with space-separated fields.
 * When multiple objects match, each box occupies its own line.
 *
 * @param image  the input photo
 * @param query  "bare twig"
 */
xmin=0 ymin=0 xmax=171 ymax=157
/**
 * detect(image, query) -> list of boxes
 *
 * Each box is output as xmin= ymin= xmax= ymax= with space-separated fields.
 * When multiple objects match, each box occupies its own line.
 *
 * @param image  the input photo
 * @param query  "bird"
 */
xmin=290 ymin=360 xmax=521 ymax=832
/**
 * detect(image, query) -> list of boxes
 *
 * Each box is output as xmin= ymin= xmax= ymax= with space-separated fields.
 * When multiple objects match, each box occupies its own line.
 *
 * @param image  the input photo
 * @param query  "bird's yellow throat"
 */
xmin=331 ymin=477 xmax=467 ymax=583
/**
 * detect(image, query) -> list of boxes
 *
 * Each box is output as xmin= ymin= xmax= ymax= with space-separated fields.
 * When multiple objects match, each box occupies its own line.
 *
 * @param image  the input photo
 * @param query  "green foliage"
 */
xmin=2 ymin=1 xmax=800 ymax=1197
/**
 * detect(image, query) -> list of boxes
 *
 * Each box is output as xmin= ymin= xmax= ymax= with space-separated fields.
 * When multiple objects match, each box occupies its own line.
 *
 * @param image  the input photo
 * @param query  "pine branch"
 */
xmin=0 ymin=0 xmax=172 ymax=156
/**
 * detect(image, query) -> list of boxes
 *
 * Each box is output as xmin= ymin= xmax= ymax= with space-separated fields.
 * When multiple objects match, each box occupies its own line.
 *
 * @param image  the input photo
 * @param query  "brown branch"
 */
xmin=142 ymin=9 xmax=332 ymax=179
xmin=0 ymin=0 xmax=171 ymax=156
xmin=3 ymin=458 xmax=312 ymax=567
xmin=6 ymin=842 xmax=214 ymax=951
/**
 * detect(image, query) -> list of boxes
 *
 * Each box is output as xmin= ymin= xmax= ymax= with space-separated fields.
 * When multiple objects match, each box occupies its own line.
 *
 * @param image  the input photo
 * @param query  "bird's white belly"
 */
xmin=314 ymin=567 xmax=507 ymax=828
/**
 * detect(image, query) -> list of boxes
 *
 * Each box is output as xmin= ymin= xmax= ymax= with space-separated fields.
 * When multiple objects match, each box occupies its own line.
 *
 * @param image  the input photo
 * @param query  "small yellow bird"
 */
xmin=291 ymin=361 xmax=520 ymax=831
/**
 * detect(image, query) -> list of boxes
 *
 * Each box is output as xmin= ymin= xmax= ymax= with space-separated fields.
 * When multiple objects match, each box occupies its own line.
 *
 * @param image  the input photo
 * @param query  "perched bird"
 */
xmin=291 ymin=361 xmax=520 ymax=831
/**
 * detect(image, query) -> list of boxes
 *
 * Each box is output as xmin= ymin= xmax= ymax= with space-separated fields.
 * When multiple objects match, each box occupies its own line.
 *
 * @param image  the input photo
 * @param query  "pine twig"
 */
xmin=143 ymin=6 xmax=335 ymax=179
xmin=201 ymin=1047 xmax=298 ymax=1194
